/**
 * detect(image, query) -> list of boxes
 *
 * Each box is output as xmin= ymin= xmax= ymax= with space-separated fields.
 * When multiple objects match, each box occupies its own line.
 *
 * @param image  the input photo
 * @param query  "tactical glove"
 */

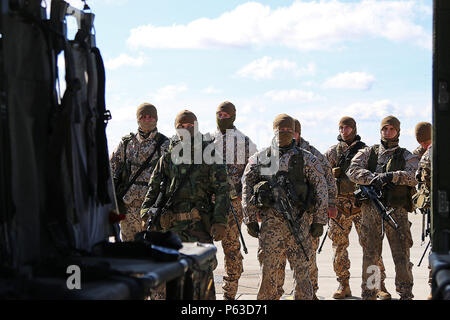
xmin=211 ymin=224 xmax=227 ymax=241
xmin=247 ymin=222 xmax=260 ymax=238
xmin=370 ymin=172 xmax=394 ymax=191
xmin=310 ymin=223 xmax=324 ymax=238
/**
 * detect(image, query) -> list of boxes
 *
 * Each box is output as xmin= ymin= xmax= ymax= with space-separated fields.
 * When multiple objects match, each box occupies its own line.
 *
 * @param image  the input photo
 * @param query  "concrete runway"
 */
xmin=213 ymin=210 xmax=431 ymax=300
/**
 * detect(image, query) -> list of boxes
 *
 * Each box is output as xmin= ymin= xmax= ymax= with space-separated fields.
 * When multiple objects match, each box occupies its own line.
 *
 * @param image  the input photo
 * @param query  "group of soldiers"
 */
xmin=110 ymin=101 xmax=433 ymax=300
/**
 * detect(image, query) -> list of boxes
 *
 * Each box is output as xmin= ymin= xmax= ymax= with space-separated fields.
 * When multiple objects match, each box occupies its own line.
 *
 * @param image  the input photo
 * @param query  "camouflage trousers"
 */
xmin=119 ymin=199 xmax=145 ymax=241
xmin=220 ymin=198 xmax=244 ymax=300
xmin=359 ymin=202 xmax=414 ymax=300
xmin=257 ymin=210 xmax=313 ymax=300
xmin=329 ymin=196 xmax=386 ymax=286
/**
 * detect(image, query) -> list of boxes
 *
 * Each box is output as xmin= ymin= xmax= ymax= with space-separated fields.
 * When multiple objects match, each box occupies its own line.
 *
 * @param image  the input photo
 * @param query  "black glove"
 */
xmin=370 ymin=172 xmax=394 ymax=191
xmin=247 ymin=222 xmax=260 ymax=238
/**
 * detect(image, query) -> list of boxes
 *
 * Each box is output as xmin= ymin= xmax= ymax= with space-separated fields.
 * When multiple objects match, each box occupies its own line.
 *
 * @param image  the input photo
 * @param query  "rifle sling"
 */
xmin=118 ymin=134 xmax=165 ymax=198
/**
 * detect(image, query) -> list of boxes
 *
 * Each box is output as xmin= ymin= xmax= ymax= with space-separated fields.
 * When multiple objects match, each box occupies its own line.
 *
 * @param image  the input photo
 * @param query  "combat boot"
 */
xmin=332 ymin=280 xmax=352 ymax=299
xmin=376 ymin=283 xmax=391 ymax=300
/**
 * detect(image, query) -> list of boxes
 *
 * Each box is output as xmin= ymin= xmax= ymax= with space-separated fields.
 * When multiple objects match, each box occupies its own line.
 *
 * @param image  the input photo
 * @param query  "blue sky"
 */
xmin=62 ymin=0 xmax=432 ymax=154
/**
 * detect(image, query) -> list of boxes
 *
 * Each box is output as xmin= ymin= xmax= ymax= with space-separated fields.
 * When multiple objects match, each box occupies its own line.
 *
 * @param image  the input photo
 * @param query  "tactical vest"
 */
xmin=334 ymin=141 xmax=366 ymax=195
xmin=259 ymin=146 xmax=313 ymax=212
xmin=367 ymin=145 xmax=414 ymax=211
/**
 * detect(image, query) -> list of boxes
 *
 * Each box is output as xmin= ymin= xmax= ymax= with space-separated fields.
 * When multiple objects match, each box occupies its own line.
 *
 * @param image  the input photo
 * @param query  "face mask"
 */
xmin=216 ymin=116 xmax=235 ymax=133
xmin=138 ymin=119 xmax=156 ymax=133
xmin=276 ymin=131 xmax=294 ymax=147
xmin=176 ymin=126 xmax=196 ymax=140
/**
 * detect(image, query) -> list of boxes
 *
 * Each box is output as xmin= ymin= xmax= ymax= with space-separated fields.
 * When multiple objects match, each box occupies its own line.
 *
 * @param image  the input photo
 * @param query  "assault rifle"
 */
xmin=145 ymin=164 xmax=194 ymax=234
xmin=417 ymin=205 xmax=431 ymax=267
xmin=354 ymin=185 xmax=399 ymax=236
xmin=318 ymin=210 xmax=345 ymax=254
xmin=230 ymin=203 xmax=248 ymax=254
xmin=270 ymin=173 xmax=309 ymax=261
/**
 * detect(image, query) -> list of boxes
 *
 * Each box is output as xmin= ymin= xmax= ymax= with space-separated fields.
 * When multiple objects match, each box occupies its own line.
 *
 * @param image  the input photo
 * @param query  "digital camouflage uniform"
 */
xmin=275 ymin=138 xmax=336 ymax=297
xmin=346 ymin=143 xmax=419 ymax=300
xmin=325 ymin=137 xmax=387 ymax=296
xmin=212 ymin=127 xmax=257 ymax=300
xmin=110 ymin=128 xmax=169 ymax=241
xmin=241 ymin=140 xmax=328 ymax=300
xmin=140 ymin=133 xmax=230 ymax=300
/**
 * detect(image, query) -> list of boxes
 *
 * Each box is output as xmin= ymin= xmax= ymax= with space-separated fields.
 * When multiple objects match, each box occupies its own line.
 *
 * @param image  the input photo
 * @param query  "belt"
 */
xmin=172 ymin=208 xmax=201 ymax=222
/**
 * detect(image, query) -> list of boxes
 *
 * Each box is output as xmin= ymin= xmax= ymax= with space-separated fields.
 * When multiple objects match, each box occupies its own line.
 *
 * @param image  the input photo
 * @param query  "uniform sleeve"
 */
xmin=324 ymin=144 xmax=338 ymax=168
xmin=391 ymin=150 xmax=419 ymax=187
xmin=109 ymin=140 xmax=124 ymax=175
xmin=241 ymin=153 xmax=261 ymax=224
xmin=346 ymin=146 xmax=375 ymax=185
xmin=140 ymin=154 xmax=167 ymax=218
xmin=210 ymin=163 xmax=231 ymax=226
xmin=308 ymin=145 xmax=337 ymax=207
xmin=303 ymin=152 xmax=328 ymax=225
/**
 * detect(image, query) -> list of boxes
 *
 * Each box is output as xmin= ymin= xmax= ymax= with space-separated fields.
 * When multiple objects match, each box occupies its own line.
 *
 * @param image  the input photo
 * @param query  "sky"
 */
xmin=60 ymin=0 xmax=433 ymax=154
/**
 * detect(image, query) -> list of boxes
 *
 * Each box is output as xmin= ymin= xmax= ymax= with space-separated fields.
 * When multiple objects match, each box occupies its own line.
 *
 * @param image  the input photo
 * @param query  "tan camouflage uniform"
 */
xmin=110 ymin=129 xmax=169 ymax=241
xmin=325 ymin=139 xmax=387 ymax=291
xmin=212 ymin=127 xmax=257 ymax=300
xmin=241 ymin=142 xmax=328 ymax=300
xmin=413 ymin=145 xmax=427 ymax=159
xmin=275 ymin=138 xmax=336 ymax=297
xmin=346 ymin=143 xmax=419 ymax=300
xmin=416 ymin=146 xmax=432 ymax=287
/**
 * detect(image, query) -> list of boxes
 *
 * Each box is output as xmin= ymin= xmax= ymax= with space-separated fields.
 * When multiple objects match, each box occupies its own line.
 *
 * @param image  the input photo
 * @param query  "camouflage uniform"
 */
xmin=415 ymin=146 xmax=432 ymax=288
xmin=346 ymin=143 xmax=419 ymax=300
xmin=212 ymin=127 xmax=257 ymax=300
xmin=275 ymin=138 xmax=336 ymax=297
xmin=140 ymin=133 xmax=230 ymax=300
xmin=241 ymin=140 xmax=328 ymax=300
xmin=110 ymin=128 xmax=169 ymax=241
xmin=325 ymin=137 xmax=387 ymax=295
xmin=412 ymin=145 xmax=427 ymax=159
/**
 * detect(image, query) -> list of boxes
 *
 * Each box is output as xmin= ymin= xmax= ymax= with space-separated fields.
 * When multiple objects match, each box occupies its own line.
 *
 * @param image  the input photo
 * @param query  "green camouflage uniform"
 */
xmin=325 ymin=137 xmax=387 ymax=291
xmin=241 ymin=140 xmax=328 ymax=300
xmin=110 ymin=128 xmax=169 ymax=241
xmin=212 ymin=127 xmax=257 ymax=300
xmin=140 ymin=133 xmax=230 ymax=300
xmin=346 ymin=143 xmax=419 ymax=300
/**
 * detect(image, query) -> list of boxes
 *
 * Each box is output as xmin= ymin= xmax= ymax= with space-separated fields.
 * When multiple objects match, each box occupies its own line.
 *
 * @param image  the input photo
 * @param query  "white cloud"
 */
xmin=150 ymin=84 xmax=188 ymax=102
xmin=236 ymin=56 xmax=315 ymax=80
xmin=202 ymin=86 xmax=223 ymax=94
xmin=104 ymin=53 xmax=146 ymax=70
xmin=264 ymin=89 xmax=324 ymax=102
xmin=127 ymin=1 xmax=431 ymax=51
xmin=323 ymin=72 xmax=376 ymax=90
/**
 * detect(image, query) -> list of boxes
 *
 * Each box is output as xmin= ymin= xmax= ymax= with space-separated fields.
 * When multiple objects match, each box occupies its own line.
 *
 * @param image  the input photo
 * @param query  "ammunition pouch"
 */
xmin=252 ymin=181 xmax=274 ymax=208
xmin=160 ymin=208 xmax=201 ymax=230
xmin=333 ymin=166 xmax=356 ymax=195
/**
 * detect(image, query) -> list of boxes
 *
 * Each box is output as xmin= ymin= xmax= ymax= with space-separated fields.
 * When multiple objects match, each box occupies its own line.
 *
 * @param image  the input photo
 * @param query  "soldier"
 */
xmin=346 ymin=115 xmax=418 ymax=300
xmin=273 ymin=118 xmax=337 ymax=299
xmin=110 ymin=103 xmax=169 ymax=241
xmin=211 ymin=101 xmax=257 ymax=300
xmin=140 ymin=109 xmax=230 ymax=300
xmin=413 ymin=122 xmax=432 ymax=299
xmin=325 ymin=116 xmax=390 ymax=300
xmin=413 ymin=122 xmax=432 ymax=158
xmin=241 ymin=114 xmax=328 ymax=300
